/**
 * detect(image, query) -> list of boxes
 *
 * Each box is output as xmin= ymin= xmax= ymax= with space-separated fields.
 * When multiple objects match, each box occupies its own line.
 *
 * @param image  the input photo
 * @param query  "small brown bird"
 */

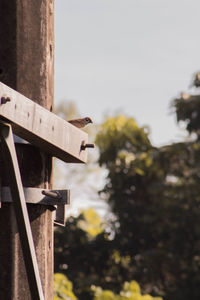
xmin=68 ymin=117 xmax=93 ymax=128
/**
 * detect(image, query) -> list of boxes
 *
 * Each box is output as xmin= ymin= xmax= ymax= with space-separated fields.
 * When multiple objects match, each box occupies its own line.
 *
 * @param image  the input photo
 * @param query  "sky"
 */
xmin=55 ymin=0 xmax=200 ymax=147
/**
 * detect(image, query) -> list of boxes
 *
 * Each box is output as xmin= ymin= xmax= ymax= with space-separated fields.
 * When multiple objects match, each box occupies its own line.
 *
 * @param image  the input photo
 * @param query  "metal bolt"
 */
xmin=42 ymin=190 xmax=62 ymax=199
xmin=81 ymin=143 xmax=95 ymax=150
xmin=0 ymin=96 xmax=11 ymax=104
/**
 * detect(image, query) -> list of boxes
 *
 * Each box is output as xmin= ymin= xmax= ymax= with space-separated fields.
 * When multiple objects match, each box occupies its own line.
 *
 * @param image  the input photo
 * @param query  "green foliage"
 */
xmin=96 ymin=115 xmax=151 ymax=167
xmin=92 ymin=280 xmax=163 ymax=300
xmin=78 ymin=208 xmax=103 ymax=237
xmin=53 ymin=273 xmax=77 ymax=300
xmin=172 ymin=71 xmax=200 ymax=135
xmin=54 ymin=211 xmax=112 ymax=299
xmin=95 ymin=101 xmax=200 ymax=299
xmin=54 ymin=73 xmax=200 ymax=300
xmin=173 ymin=93 xmax=200 ymax=134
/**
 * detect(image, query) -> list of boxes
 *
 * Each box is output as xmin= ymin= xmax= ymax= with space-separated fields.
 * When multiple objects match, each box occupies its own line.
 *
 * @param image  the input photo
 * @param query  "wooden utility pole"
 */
xmin=0 ymin=0 xmax=54 ymax=299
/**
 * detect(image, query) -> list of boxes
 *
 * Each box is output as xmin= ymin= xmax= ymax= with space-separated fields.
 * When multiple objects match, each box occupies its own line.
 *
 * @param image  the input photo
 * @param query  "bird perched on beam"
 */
xmin=68 ymin=117 xmax=93 ymax=128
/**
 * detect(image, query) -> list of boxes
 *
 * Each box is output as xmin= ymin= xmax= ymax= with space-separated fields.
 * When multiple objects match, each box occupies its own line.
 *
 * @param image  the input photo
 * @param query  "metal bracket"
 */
xmin=0 ymin=122 xmax=44 ymax=300
xmin=0 ymin=186 xmax=70 ymax=226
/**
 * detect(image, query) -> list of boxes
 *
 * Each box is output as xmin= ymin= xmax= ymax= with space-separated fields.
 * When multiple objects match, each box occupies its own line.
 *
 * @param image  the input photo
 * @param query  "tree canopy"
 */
xmin=54 ymin=72 xmax=200 ymax=300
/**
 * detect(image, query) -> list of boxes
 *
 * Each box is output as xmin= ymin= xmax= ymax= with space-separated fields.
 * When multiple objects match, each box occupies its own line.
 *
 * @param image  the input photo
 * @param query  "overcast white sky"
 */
xmin=55 ymin=0 xmax=200 ymax=147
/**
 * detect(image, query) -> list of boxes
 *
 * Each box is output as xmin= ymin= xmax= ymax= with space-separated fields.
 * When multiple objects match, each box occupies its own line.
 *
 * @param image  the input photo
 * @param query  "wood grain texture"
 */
xmin=0 ymin=82 xmax=88 ymax=163
xmin=0 ymin=1 xmax=55 ymax=299
xmin=0 ymin=122 xmax=45 ymax=300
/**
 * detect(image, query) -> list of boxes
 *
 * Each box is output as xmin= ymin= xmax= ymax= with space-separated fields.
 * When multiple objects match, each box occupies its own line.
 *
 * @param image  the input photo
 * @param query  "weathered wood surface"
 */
xmin=0 ymin=122 xmax=44 ymax=300
xmin=0 ymin=82 xmax=88 ymax=163
xmin=0 ymin=1 xmax=54 ymax=299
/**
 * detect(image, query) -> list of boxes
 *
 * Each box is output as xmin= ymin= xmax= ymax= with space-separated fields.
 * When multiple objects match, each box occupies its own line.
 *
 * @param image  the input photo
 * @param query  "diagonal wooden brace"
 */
xmin=0 ymin=122 xmax=44 ymax=300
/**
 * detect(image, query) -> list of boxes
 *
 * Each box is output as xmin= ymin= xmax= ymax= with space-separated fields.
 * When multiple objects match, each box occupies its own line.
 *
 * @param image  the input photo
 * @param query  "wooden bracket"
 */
xmin=0 ymin=121 xmax=44 ymax=300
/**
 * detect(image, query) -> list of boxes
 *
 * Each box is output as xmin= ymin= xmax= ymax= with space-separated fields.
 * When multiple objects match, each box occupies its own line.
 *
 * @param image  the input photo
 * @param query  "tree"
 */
xmin=55 ymin=116 xmax=163 ymax=299
xmin=54 ymin=72 xmax=200 ymax=300
xmin=172 ymin=72 xmax=200 ymax=136
xmin=54 ymin=273 xmax=77 ymax=300
xmin=92 ymin=280 xmax=162 ymax=300
xmin=54 ymin=210 xmax=115 ymax=299
xmin=95 ymin=72 xmax=200 ymax=300
xmin=54 ymin=210 xmax=163 ymax=300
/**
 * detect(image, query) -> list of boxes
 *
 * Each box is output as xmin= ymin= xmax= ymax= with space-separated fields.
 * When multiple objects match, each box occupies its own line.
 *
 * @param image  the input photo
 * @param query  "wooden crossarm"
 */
xmin=0 ymin=82 xmax=88 ymax=163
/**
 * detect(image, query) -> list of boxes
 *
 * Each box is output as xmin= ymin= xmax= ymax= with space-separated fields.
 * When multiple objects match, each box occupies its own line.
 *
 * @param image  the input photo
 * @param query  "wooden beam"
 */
xmin=0 ymin=82 xmax=88 ymax=163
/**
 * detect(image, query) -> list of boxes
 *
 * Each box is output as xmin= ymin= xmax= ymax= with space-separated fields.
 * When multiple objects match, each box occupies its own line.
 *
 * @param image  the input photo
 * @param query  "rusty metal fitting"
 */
xmin=42 ymin=190 xmax=62 ymax=200
xmin=81 ymin=143 xmax=95 ymax=150
xmin=0 ymin=96 xmax=11 ymax=104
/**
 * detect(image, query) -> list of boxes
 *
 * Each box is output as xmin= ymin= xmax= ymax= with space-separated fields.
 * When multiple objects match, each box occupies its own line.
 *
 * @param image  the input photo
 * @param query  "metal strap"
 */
xmin=0 ymin=186 xmax=70 ymax=225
